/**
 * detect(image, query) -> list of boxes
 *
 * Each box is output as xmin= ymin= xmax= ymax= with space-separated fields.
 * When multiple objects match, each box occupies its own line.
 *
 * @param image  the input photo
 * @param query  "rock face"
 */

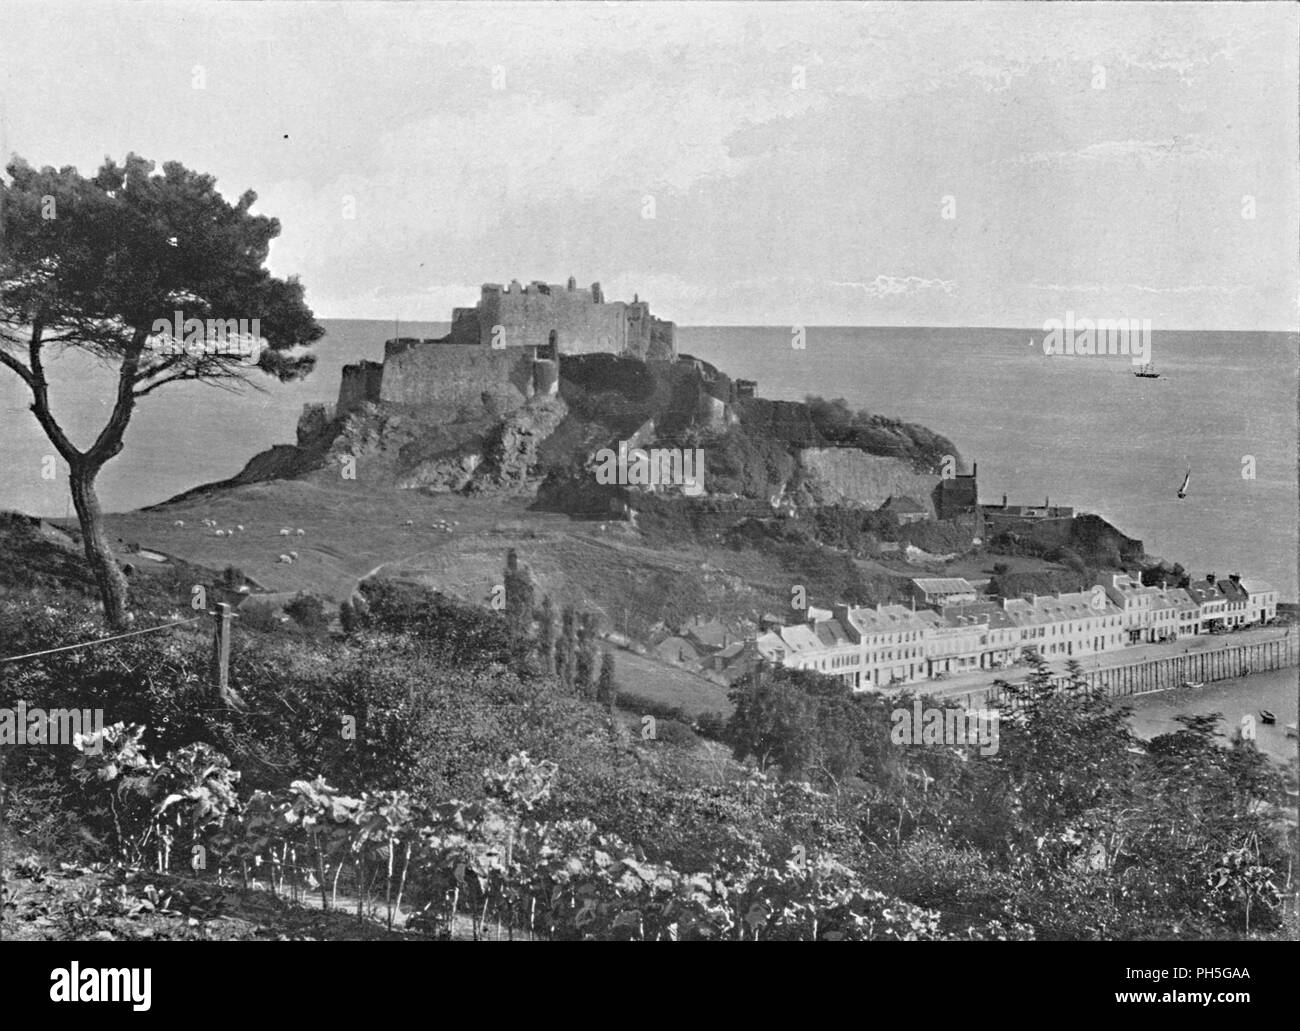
xmin=797 ymin=447 xmax=940 ymax=513
xmin=476 ymin=398 xmax=568 ymax=490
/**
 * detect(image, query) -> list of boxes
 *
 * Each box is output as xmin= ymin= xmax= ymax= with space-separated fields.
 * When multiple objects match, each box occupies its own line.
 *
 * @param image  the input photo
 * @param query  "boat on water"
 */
xmin=1259 ymin=709 xmax=1277 ymax=724
xmin=1177 ymin=466 xmax=1190 ymax=500
xmin=1181 ymin=680 xmax=1204 ymax=689
xmin=1134 ymin=363 xmax=1160 ymax=378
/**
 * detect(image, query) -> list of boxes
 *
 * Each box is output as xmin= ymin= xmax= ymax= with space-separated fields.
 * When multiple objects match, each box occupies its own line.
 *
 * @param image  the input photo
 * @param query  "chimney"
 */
xmin=1002 ymin=494 xmax=1007 ymax=508
xmin=1229 ymin=573 xmax=1241 ymax=585
xmin=972 ymin=462 xmax=977 ymax=477
xmin=1206 ymin=572 xmax=1216 ymax=584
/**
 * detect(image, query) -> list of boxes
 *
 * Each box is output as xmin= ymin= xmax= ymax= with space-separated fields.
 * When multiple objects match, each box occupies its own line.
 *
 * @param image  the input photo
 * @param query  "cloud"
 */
xmin=832 ymin=275 xmax=956 ymax=297
xmin=1008 ymin=135 xmax=1227 ymax=168
xmin=1026 ymin=281 xmax=1253 ymax=296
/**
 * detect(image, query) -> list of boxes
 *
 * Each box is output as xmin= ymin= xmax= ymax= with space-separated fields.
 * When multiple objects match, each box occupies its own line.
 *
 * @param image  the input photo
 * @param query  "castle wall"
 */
xmin=379 ymin=343 xmax=534 ymax=413
xmin=474 ymin=282 xmax=674 ymax=359
xmin=338 ymin=360 xmax=384 ymax=412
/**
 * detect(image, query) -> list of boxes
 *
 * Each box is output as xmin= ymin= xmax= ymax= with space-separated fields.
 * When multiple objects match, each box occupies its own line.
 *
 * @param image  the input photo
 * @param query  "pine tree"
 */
xmin=558 ymin=605 xmax=577 ymax=692
xmin=575 ymin=612 xmax=597 ymax=698
xmin=537 ymin=594 xmax=556 ymax=674
xmin=596 ymin=649 xmax=618 ymax=709
xmin=503 ymin=548 xmax=535 ymax=637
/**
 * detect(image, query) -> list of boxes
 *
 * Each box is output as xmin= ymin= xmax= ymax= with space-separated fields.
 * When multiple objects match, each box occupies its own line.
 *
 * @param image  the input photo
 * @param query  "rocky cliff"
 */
xmin=797 ymin=448 xmax=940 ymax=513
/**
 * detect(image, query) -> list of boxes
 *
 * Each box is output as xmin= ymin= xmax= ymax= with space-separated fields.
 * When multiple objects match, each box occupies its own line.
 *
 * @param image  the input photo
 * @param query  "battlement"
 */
xmin=453 ymin=276 xmax=673 ymax=359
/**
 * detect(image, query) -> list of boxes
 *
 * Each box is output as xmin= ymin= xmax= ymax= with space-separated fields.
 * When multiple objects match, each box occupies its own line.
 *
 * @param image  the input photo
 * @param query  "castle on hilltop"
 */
xmin=336 ymin=278 xmax=677 ymax=415
xmin=449 ymin=278 xmax=675 ymax=360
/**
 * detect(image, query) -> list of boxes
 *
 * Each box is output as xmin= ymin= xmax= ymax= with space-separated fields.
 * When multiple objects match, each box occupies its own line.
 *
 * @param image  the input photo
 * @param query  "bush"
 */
xmin=284 ymin=591 xmax=329 ymax=632
xmin=654 ymin=719 xmax=700 ymax=748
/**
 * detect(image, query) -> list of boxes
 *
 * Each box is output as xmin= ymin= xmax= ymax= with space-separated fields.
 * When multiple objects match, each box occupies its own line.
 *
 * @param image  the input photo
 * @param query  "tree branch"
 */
xmin=25 ymin=321 xmax=83 ymax=463
xmin=0 ymin=346 xmax=35 ymax=389
xmin=86 ymin=327 xmax=149 ymax=464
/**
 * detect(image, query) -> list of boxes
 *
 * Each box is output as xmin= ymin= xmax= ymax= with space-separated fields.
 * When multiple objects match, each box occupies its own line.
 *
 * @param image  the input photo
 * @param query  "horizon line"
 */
xmin=317 ymin=317 xmax=1300 ymax=336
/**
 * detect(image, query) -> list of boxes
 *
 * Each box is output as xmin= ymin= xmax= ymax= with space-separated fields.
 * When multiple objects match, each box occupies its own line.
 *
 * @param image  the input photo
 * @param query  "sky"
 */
xmin=1 ymin=1 xmax=1297 ymax=329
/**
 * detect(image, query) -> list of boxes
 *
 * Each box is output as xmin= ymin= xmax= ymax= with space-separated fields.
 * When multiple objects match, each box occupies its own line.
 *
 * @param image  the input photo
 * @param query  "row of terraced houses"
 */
xmin=728 ymin=573 xmax=1279 ymax=692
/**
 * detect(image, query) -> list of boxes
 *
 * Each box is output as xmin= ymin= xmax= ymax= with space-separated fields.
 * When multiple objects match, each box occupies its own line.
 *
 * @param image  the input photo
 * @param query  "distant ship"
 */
xmin=1134 ymin=363 xmax=1160 ymax=378
xmin=1177 ymin=467 xmax=1190 ymax=499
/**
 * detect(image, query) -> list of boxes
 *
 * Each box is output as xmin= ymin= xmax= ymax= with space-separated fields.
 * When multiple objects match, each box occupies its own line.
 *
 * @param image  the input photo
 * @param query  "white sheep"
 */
xmin=277 ymin=553 xmax=293 ymax=564
xmin=295 ymin=528 xmax=305 ymax=536
xmin=236 ymin=524 xmax=245 ymax=532
xmin=279 ymin=528 xmax=291 ymax=536
xmin=288 ymin=551 xmax=299 ymax=560
xmin=173 ymin=520 xmax=185 ymax=527
xmin=404 ymin=519 xmax=414 ymax=526
xmin=215 ymin=529 xmax=227 ymax=537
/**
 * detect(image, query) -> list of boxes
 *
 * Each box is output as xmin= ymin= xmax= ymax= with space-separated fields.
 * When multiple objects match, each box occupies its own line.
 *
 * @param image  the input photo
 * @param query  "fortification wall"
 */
xmin=379 ymin=343 xmax=534 ymax=413
xmin=473 ymin=282 xmax=674 ymax=359
xmin=338 ymin=360 xmax=384 ymax=412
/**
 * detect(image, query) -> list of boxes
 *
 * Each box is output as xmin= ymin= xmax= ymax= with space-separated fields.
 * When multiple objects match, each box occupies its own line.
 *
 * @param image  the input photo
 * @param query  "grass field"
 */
xmin=607 ymin=646 xmax=733 ymax=719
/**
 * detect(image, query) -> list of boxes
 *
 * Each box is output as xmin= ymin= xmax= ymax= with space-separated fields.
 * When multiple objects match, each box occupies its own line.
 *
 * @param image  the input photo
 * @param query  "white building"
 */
xmin=1240 ymin=578 xmax=1278 ymax=625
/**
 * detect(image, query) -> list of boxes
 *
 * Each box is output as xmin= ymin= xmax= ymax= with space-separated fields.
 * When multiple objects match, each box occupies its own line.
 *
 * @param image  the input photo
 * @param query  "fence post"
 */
xmin=212 ymin=602 xmax=232 ymax=697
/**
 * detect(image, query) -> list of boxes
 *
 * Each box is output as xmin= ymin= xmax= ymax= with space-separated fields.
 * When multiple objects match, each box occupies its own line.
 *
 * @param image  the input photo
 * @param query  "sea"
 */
xmin=1 ymin=323 xmax=1296 ymax=602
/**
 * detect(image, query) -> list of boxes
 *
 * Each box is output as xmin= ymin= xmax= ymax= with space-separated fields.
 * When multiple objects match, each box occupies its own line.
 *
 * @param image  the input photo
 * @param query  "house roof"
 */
xmin=881 ymin=495 xmax=925 ymax=513
xmin=941 ymin=600 xmax=1014 ymax=629
xmin=912 ymin=577 xmax=976 ymax=595
xmin=812 ymin=619 xmax=853 ymax=647
xmin=1187 ymin=581 xmax=1222 ymax=604
xmin=1216 ymin=579 xmax=1248 ymax=601
xmin=754 ymin=631 xmax=787 ymax=660
xmin=684 ymin=618 xmax=728 ymax=648
xmin=652 ymin=637 xmax=699 ymax=663
xmin=847 ymin=604 xmax=931 ymax=635
xmin=1239 ymin=578 xmax=1275 ymax=597
xmin=778 ymin=624 xmax=823 ymax=654
xmin=1003 ymin=590 xmax=1120 ymax=625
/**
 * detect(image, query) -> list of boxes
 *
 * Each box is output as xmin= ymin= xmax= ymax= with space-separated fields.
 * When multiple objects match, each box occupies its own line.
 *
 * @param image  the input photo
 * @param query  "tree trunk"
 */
xmin=69 ymin=462 xmax=130 ymax=629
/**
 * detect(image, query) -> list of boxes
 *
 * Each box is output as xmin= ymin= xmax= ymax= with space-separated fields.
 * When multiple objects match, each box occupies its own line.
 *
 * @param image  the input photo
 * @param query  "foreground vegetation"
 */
xmin=1 ymin=529 xmax=1295 ymax=940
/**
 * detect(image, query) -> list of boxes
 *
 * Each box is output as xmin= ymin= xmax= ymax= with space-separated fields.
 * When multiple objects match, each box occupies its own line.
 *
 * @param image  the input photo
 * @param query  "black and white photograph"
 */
xmin=0 ymin=0 xmax=1296 ymax=990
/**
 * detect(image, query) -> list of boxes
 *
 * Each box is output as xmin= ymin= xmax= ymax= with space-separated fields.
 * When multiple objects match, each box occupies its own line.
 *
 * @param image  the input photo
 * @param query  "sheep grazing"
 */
xmin=215 ymin=529 xmax=227 ymax=537
xmin=295 ymin=528 xmax=305 ymax=536
xmin=403 ymin=519 xmax=414 ymax=526
xmin=288 ymin=551 xmax=299 ymax=560
xmin=236 ymin=524 xmax=245 ymax=532
xmin=173 ymin=520 xmax=185 ymax=527
xmin=279 ymin=528 xmax=291 ymax=536
xmin=277 ymin=553 xmax=293 ymax=564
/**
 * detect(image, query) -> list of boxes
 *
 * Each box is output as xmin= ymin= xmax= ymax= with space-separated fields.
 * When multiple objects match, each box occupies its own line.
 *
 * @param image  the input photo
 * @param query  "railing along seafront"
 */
xmin=942 ymin=635 xmax=1300 ymax=710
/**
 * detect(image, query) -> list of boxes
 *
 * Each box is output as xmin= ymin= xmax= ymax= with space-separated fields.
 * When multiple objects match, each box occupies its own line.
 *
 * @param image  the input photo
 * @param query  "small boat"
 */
xmin=1176 ymin=467 xmax=1190 ymax=500
xmin=1134 ymin=363 xmax=1160 ymax=378
xmin=1285 ymin=723 xmax=1298 ymax=738
xmin=1259 ymin=709 xmax=1276 ymax=724
xmin=1181 ymin=680 xmax=1204 ymax=689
